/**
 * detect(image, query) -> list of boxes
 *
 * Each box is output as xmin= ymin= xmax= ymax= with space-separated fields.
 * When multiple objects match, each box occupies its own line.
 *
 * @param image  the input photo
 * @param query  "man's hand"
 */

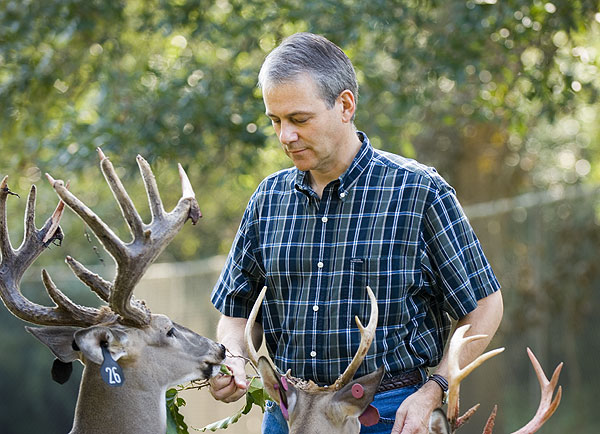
xmin=209 ymin=356 xmax=248 ymax=403
xmin=392 ymin=381 xmax=443 ymax=434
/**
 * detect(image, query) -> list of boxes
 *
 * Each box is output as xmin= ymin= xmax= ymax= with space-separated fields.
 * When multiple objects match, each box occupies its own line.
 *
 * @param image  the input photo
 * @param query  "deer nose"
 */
xmin=219 ymin=343 xmax=226 ymax=359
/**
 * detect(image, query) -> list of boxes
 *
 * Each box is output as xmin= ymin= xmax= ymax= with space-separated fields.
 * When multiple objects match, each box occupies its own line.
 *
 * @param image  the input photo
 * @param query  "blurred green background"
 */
xmin=1 ymin=0 xmax=599 ymax=433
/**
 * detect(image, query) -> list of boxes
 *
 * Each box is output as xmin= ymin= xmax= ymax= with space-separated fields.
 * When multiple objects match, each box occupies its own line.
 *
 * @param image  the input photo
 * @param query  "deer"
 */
xmin=244 ymin=285 xmax=385 ymax=434
xmin=245 ymin=286 xmax=563 ymax=434
xmin=428 ymin=324 xmax=563 ymax=434
xmin=0 ymin=149 xmax=225 ymax=434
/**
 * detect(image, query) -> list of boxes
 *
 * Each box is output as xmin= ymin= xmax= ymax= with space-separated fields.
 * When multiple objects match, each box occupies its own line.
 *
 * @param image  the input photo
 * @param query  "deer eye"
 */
xmin=166 ymin=327 xmax=176 ymax=338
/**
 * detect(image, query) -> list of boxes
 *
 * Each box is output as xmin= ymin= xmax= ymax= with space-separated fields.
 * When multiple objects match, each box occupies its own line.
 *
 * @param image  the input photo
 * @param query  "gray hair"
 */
xmin=258 ymin=33 xmax=358 ymax=109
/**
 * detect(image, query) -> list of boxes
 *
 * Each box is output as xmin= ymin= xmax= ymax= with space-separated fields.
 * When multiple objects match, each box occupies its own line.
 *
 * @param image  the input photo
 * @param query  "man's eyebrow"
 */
xmin=265 ymin=110 xmax=314 ymax=118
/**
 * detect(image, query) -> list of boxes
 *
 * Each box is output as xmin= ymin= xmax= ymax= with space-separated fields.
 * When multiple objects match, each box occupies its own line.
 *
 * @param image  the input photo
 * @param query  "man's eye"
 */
xmin=166 ymin=328 xmax=176 ymax=337
xmin=293 ymin=118 xmax=308 ymax=124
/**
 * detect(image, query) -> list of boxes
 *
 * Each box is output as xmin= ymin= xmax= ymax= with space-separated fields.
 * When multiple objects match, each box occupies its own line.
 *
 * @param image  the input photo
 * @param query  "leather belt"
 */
xmin=377 ymin=370 xmax=423 ymax=393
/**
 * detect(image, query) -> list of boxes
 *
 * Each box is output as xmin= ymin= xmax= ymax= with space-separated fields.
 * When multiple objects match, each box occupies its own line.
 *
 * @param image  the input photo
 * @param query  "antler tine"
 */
xmin=0 ymin=176 xmax=15 ymax=260
xmin=333 ymin=286 xmax=378 ymax=389
xmin=137 ymin=156 xmax=202 ymax=226
xmin=510 ymin=349 xmax=563 ymax=434
xmin=137 ymin=154 xmax=165 ymax=221
xmin=455 ymin=403 xmax=480 ymax=430
xmin=41 ymin=269 xmax=114 ymax=326
xmin=483 ymin=405 xmax=498 ymax=434
xmin=446 ymin=325 xmax=505 ymax=424
xmin=173 ymin=163 xmax=202 ymax=224
xmin=41 ymin=196 xmax=65 ymax=244
xmin=98 ymin=148 xmax=145 ymax=240
xmin=178 ymin=163 xmax=196 ymax=200
xmin=245 ymin=286 xmax=267 ymax=367
xmin=23 ymin=184 xmax=37 ymax=241
xmin=65 ymin=255 xmax=111 ymax=302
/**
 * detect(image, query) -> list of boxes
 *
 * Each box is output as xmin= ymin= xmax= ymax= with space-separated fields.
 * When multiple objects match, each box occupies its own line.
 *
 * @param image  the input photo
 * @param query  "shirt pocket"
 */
xmin=350 ymin=257 xmax=370 ymax=291
xmin=349 ymin=255 xmax=421 ymax=321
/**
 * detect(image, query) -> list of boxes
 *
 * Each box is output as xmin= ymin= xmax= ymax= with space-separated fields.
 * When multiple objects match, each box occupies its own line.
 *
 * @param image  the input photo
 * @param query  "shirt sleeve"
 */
xmin=421 ymin=185 xmax=501 ymax=320
xmin=211 ymin=194 xmax=265 ymax=319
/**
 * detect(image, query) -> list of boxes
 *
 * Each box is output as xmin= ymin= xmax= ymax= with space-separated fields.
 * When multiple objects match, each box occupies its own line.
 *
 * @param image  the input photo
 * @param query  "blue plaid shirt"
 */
xmin=212 ymin=132 xmax=500 ymax=385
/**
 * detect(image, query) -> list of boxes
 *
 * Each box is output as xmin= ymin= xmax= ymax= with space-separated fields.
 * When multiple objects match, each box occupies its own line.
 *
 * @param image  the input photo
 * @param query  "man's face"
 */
xmin=263 ymin=74 xmax=349 ymax=175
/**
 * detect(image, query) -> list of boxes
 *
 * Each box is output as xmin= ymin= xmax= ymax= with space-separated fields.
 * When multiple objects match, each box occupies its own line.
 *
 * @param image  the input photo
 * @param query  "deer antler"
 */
xmin=245 ymin=285 xmax=268 ymax=368
xmin=245 ymin=286 xmax=378 ymax=392
xmin=45 ymin=149 xmax=201 ymax=326
xmin=332 ymin=285 xmax=378 ymax=390
xmin=510 ymin=348 xmax=562 ymax=434
xmin=446 ymin=325 xmax=505 ymax=428
xmin=0 ymin=176 xmax=107 ymax=326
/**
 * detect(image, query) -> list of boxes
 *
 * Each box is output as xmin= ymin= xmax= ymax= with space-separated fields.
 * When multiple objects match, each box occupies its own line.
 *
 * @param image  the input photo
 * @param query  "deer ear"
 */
xmin=332 ymin=365 xmax=385 ymax=419
xmin=429 ymin=408 xmax=451 ymax=433
xmin=257 ymin=356 xmax=297 ymax=419
xmin=25 ymin=326 xmax=81 ymax=362
xmin=74 ymin=326 xmax=128 ymax=365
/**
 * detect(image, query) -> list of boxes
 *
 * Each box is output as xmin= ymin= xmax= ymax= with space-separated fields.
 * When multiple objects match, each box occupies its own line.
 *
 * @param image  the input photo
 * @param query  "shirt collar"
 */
xmin=294 ymin=131 xmax=373 ymax=199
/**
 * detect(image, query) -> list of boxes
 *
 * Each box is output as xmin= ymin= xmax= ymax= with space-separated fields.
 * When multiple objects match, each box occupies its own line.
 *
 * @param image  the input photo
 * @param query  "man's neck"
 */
xmin=309 ymin=131 xmax=362 ymax=198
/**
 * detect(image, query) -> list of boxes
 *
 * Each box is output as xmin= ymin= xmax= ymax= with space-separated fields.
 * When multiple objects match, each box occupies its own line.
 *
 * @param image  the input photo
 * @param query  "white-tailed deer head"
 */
xmin=0 ymin=150 xmax=225 ymax=434
xmin=245 ymin=285 xmax=385 ymax=434
xmin=429 ymin=325 xmax=563 ymax=434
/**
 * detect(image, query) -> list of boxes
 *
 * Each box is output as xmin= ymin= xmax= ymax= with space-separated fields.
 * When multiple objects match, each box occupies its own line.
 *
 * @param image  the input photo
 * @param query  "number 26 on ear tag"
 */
xmin=100 ymin=345 xmax=125 ymax=387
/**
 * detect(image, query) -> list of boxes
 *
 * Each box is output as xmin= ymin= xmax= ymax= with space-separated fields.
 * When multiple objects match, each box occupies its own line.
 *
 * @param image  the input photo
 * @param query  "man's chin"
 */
xmin=289 ymin=156 xmax=314 ymax=172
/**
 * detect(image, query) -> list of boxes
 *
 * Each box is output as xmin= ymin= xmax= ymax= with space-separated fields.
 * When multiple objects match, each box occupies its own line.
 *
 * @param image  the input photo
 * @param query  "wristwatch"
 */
xmin=427 ymin=374 xmax=449 ymax=405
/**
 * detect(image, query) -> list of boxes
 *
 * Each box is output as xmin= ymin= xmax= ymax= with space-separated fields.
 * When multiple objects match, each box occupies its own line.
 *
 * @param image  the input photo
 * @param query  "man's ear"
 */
xmin=332 ymin=365 xmax=385 ymax=418
xmin=337 ymin=89 xmax=357 ymax=123
xmin=26 ymin=326 xmax=81 ymax=362
xmin=73 ymin=325 xmax=128 ymax=365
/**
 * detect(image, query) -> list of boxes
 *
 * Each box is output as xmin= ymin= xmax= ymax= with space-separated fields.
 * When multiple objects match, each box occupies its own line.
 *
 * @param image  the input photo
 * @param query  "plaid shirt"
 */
xmin=212 ymin=132 xmax=500 ymax=385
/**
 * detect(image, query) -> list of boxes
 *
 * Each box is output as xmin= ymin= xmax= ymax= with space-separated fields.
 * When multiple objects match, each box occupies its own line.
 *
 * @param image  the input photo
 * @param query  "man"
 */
xmin=209 ymin=32 xmax=503 ymax=434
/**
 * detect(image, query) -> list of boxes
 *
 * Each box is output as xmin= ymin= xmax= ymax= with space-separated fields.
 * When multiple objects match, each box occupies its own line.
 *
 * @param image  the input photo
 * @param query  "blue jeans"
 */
xmin=261 ymin=385 xmax=420 ymax=434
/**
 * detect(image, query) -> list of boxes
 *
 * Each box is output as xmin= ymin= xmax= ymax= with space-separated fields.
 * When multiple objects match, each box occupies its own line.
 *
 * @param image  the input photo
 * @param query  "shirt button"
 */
xmin=317 ymin=261 xmax=324 ymax=269
xmin=313 ymin=305 xmax=319 ymax=312
xmin=310 ymin=351 xmax=317 ymax=358
xmin=321 ymin=216 xmax=328 ymax=223
xmin=340 ymin=192 xmax=346 ymax=198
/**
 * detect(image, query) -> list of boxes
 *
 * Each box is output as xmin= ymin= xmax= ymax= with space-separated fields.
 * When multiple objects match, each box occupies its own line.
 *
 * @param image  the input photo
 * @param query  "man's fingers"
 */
xmin=392 ymin=412 xmax=429 ymax=434
xmin=392 ymin=412 xmax=406 ymax=434
xmin=210 ymin=376 xmax=237 ymax=400
xmin=210 ymin=373 xmax=233 ymax=390
xmin=208 ymin=355 xmax=249 ymax=403
xmin=209 ymin=372 xmax=250 ymax=403
xmin=221 ymin=386 xmax=248 ymax=403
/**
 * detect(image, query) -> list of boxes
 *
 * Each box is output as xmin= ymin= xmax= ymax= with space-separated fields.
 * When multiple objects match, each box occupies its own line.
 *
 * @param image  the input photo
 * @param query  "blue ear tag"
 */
xmin=100 ymin=345 xmax=125 ymax=387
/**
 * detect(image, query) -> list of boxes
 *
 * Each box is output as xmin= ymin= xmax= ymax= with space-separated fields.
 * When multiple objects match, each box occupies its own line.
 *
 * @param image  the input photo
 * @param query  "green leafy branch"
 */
xmin=196 ymin=376 xmax=269 ymax=432
xmin=166 ymin=366 xmax=271 ymax=434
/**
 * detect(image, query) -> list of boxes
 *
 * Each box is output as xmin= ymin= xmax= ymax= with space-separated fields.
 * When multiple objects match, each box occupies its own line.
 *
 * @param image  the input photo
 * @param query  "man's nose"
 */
xmin=279 ymin=122 xmax=298 ymax=144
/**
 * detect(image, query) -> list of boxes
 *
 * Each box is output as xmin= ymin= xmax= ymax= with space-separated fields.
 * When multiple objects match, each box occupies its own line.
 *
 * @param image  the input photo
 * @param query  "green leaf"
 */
xmin=166 ymin=388 xmax=189 ymax=434
xmin=219 ymin=364 xmax=233 ymax=376
xmin=166 ymin=408 xmax=180 ymax=434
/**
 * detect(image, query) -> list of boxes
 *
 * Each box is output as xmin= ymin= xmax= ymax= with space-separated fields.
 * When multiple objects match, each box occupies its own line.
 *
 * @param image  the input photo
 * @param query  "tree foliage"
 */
xmin=1 ymin=0 xmax=599 ymax=259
